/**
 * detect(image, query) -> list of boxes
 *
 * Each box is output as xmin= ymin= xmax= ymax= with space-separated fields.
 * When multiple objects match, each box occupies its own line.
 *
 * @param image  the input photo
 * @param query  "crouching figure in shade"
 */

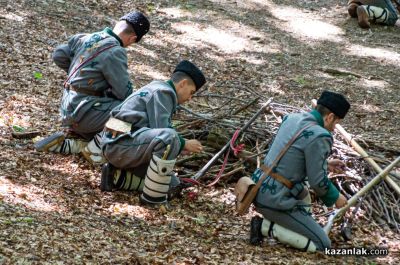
xmin=249 ymin=91 xmax=351 ymax=252
xmin=100 ymin=60 xmax=206 ymax=208
xmin=348 ymin=0 xmax=400 ymax=28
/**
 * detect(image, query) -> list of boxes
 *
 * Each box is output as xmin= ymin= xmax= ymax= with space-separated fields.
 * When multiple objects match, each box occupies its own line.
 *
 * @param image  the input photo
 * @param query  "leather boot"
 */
xmin=81 ymin=134 xmax=106 ymax=165
xmin=100 ymin=163 xmax=115 ymax=192
xmin=357 ymin=6 xmax=371 ymax=29
xmin=250 ymin=216 xmax=264 ymax=246
xmin=348 ymin=2 xmax=359 ymax=18
xmin=34 ymin=132 xmax=65 ymax=152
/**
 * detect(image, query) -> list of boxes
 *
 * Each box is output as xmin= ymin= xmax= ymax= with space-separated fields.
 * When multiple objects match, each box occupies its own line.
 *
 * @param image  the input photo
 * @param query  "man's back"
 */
xmin=253 ymin=110 xmax=334 ymax=210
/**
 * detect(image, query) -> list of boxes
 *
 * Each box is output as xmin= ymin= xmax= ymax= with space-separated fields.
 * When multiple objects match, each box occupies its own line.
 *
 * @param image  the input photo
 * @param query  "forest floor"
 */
xmin=1 ymin=0 xmax=399 ymax=264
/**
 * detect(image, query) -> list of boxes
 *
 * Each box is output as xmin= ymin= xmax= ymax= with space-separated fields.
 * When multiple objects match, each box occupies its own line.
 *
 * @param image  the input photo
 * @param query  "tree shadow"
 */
xmin=1 ymin=0 xmax=399 ymax=262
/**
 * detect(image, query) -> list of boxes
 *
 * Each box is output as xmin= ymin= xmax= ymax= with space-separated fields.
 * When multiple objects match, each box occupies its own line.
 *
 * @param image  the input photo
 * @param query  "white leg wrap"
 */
xmin=50 ymin=139 xmax=87 ymax=154
xmin=153 ymin=154 xmax=176 ymax=176
xmin=261 ymin=219 xmax=317 ymax=252
xmin=114 ymin=169 xmax=145 ymax=191
xmin=364 ymin=5 xmax=389 ymax=23
xmin=141 ymin=155 xmax=176 ymax=203
xmin=81 ymin=134 xmax=106 ymax=165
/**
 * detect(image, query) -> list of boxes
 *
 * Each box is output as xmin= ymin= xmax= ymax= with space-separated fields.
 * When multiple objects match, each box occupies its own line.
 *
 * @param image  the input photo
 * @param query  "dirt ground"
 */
xmin=1 ymin=0 xmax=399 ymax=264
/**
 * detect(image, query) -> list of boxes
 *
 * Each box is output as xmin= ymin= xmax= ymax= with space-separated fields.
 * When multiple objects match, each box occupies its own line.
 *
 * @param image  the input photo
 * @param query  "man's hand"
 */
xmin=183 ymin=139 xmax=203 ymax=154
xmin=335 ymin=193 xmax=347 ymax=208
xmin=328 ymin=159 xmax=345 ymax=173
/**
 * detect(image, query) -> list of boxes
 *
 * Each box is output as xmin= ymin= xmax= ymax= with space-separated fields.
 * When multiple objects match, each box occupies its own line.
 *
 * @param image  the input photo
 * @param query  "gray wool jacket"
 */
xmin=104 ymin=80 xmax=185 ymax=151
xmin=53 ymin=28 xmax=133 ymax=127
xmin=252 ymin=110 xmax=340 ymax=211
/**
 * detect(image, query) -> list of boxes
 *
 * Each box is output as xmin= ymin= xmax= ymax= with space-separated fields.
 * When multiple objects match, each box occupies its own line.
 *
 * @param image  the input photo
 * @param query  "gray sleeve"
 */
xmin=101 ymin=48 xmax=133 ymax=100
xmin=304 ymin=136 xmax=339 ymax=207
xmin=52 ymin=34 xmax=86 ymax=73
xmin=146 ymin=89 xmax=174 ymax=129
xmin=52 ymin=44 xmax=71 ymax=72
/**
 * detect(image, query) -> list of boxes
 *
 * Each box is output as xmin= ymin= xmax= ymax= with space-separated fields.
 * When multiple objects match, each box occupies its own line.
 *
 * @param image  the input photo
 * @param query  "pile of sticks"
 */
xmin=174 ymin=93 xmax=400 ymax=232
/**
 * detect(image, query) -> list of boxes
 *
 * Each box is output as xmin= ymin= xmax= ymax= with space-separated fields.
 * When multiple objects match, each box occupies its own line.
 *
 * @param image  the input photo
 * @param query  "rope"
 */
xmin=207 ymin=128 xmax=244 ymax=187
xmin=180 ymin=177 xmax=202 ymax=186
xmin=181 ymin=129 xmax=245 ymax=189
xmin=230 ymin=129 xmax=245 ymax=156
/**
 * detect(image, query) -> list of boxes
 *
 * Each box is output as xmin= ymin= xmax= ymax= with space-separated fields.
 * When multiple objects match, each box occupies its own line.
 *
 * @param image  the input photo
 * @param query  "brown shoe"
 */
xmin=34 ymin=132 xmax=65 ymax=152
xmin=357 ymin=6 xmax=371 ymax=29
xmin=348 ymin=3 xmax=359 ymax=18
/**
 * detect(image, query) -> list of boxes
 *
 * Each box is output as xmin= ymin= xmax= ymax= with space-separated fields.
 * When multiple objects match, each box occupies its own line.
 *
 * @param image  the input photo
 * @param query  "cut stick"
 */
xmin=312 ymin=99 xmax=400 ymax=196
xmin=324 ymin=156 xmax=400 ymax=234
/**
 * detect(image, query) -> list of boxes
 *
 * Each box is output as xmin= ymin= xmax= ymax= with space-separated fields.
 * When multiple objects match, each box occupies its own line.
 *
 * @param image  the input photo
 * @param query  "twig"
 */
xmin=232 ymin=97 xmax=260 ymax=115
xmin=318 ymin=67 xmax=363 ymax=78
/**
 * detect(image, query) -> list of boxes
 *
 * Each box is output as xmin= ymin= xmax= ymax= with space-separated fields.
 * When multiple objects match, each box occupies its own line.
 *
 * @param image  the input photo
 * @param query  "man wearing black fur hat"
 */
xmin=249 ymin=91 xmax=350 ymax=252
xmin=34 ymin=11 xmax=150 ymax=165
xmin=100 ymin=60 xmax=206 ymax=207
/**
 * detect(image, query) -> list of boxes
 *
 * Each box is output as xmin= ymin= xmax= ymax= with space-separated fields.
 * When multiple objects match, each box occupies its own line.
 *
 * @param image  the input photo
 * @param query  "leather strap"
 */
xmin=253 ymin=122 xmax=317 ymax=192
xmin=63 ymin=43 xmax=117 ymax=88
xmin=67 ymin=85 xmax=104 ymax=97
xmin=260 ymin=164 xmax=293 ymax=189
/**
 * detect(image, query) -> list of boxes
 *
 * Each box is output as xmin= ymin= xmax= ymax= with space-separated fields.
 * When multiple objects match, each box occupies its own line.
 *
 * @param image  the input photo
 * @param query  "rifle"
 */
xmin=192 ymin=98 xmax=273 ymax=180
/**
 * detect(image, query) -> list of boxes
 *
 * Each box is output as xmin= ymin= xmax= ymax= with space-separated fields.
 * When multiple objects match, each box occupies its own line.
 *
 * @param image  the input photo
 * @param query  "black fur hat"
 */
xmin=317 ymin=91 xmax=350 ymax=119
xmin=120 ymin=11 xmax=150 ymax=42
xmin=174 ymin=60 xmax=206 ymax=90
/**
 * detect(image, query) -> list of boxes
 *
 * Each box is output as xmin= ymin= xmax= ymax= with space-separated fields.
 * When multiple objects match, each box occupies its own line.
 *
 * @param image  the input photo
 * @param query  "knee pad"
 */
xmin=261 ymin=219 xmax=317 ymax=252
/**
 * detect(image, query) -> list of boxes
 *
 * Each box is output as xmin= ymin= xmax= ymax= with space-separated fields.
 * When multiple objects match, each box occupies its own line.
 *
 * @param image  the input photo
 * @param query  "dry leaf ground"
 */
xmin=1 ymin=0 xmax=399 ymax=264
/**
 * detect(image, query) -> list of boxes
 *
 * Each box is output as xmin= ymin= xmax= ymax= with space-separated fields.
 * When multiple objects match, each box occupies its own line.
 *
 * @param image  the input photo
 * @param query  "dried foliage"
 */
xmin=1 ymin=0 xmax=400 ymax=264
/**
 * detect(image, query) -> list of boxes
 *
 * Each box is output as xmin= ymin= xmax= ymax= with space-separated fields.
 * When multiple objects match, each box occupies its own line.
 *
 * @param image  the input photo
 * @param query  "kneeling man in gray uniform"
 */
xmin=100 ymin=60 xmax=205 ymax=207
xmin=250 ymin=91 xmax=350 ymax=252
xmin=34 ymin=11 xmax=150 ymax=165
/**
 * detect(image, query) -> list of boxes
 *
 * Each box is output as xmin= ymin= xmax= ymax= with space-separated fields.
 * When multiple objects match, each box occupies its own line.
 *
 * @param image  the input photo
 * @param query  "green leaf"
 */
xmin=147 ymin=3 xmax=155 ymax=12
xmin=12 ymin=125 xmax=25 ymax=132
xmin=294 ymin=76 xmax=307 ymax=86
xmin=19 ymin=217 xmax=34 ymax=223
xmin=33 ymin=71 xmax=43 ymax=80
xmin=185 ymin=4 xmax=195 ymax=10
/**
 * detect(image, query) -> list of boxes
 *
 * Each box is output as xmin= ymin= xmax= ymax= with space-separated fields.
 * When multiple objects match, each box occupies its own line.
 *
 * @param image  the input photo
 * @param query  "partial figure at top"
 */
xmin=347 ymin=0 xmax=400 ymax=28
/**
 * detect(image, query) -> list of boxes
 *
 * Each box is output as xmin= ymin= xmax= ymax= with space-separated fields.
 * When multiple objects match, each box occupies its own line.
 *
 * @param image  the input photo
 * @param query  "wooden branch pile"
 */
xmin=174 ymin=92 xmax=400 ymax=232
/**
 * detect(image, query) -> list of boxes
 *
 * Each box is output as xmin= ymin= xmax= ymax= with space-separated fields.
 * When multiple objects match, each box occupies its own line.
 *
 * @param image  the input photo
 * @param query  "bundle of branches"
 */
xmin=173 ymin=92 xmax=400 ymax=233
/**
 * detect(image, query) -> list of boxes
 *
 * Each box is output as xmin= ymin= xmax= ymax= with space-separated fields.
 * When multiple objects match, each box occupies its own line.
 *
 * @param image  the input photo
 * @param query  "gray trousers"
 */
xmin=63 ymin=98 xmax=122 ymax=140
xmin=256 ymin=206 xmax=331 ymax=250
xmin=102 ymin=127 xmax=181 ymax=176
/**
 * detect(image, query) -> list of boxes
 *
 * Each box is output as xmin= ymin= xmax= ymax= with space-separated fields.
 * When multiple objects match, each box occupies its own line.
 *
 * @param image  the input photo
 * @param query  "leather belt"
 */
xmin=260 ymin=164 xmax=294 ymax=189
xmin=67 ymin=85 xmax=104 ymax=97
